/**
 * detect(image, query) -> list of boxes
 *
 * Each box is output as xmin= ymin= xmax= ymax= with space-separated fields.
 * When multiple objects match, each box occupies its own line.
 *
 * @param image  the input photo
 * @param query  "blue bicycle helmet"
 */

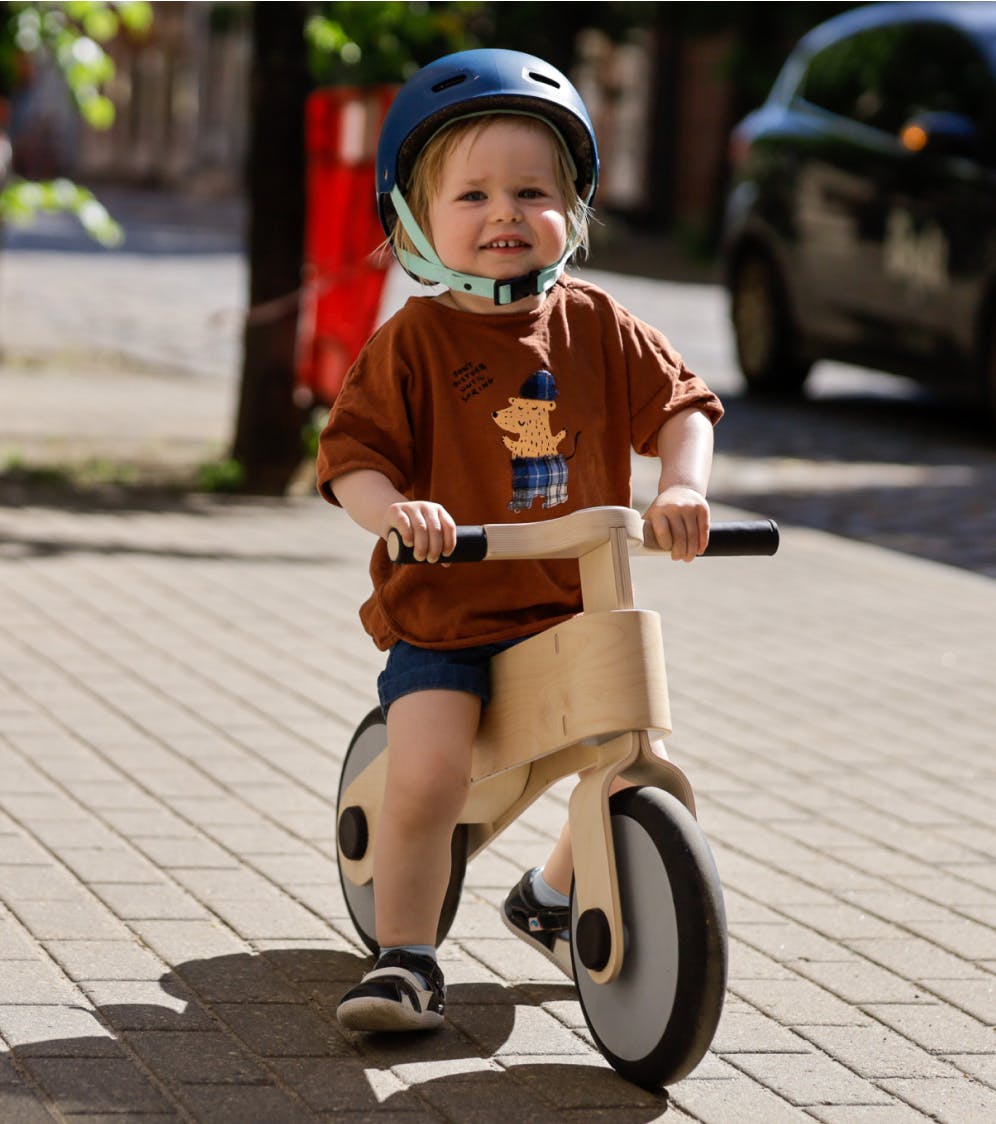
xmin=377 ymin=49 xmax=599 ymax=306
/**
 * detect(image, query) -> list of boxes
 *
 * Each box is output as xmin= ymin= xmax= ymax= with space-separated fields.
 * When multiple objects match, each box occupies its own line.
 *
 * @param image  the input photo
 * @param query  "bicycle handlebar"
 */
xmin=387 ymin=517 xmax=779 ymax=564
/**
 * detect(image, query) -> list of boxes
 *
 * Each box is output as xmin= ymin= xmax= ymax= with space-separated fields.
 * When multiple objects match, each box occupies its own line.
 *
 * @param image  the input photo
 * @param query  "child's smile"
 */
xmin=427 ymin=119 xmax=569 ymax=312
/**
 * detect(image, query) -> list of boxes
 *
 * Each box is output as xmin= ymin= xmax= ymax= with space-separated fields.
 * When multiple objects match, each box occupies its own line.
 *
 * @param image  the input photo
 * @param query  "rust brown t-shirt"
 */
xmin=317 ymin=276 xmax=723 ymax=650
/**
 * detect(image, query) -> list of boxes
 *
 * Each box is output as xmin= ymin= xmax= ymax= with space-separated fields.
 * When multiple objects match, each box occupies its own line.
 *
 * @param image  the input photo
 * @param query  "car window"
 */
xmin=798 ymin=21 xmax=994 ymax=136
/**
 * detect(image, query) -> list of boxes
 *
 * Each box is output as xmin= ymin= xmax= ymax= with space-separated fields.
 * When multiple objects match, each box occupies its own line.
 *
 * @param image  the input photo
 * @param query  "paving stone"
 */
xmin=127 ymin=920 xmax=249 ymax=964
xmin=210 ymin=1002 xmax=347 ymax=1058
xmin=669 ymin=1061 xmax=815 ymax=1123
xmin=876 ymin=1077 xmax=996 ymax=1123
xmin=0 ymin=962 xmax=84 ymax=1005
xmin=916 ymin=976 xmax=996 ymax=1023
xmin=134 ymin=838 xmax=242 ymax=870
xmin=940 ymin=1053 xmax=996 ymax=1085
xmin=791 ymin=960 xmax=931 ymax=1006
xmin=88 ymin=882 xmax=211 ymax=922
xmin=860 ymin=1003 xmax=995 ymax=1054
xmin=56 ymin=850 xmax=163 ymax=885
xmin=728 ymin=1051 xmax=894 ymax=1107
xmin=414 ymin=1067 xmax=579 ymax=1122
xmin=711 ymin=1003 xmax=812 ymax=1055
xmin=42 ymin=940 xmax=165 ymax=983
xmin=797 ymin=1024 xmax=961 ymax=1079
xmin=80 ymin=980 xmax=216 ymax=1032
xmin=0 ymin=919 xmax=45 ymax=961
xmin=807 ymin=1105 xmax=936 ymax=1123
xmin=177 ymin=1083 xmax=311 ymax=1122
xmin=199 ymin=896 xmax=332 ymax=942
xmin=0 ymin=1087 xmax=60 ymax=1123
xmin=172 ymin=952 xmax=304 ymax=1004
xmin=17 ymin=1056 xmax=174 ymax=1115
xmin=0 ymin=1004 xmax=114 ymax=1052
xmin=10 ymin=900 xmax=130 ymax=942
xmin=845 ymin=937 xmax=985 ymax=982
xmin=267 ymin=1057 xmax=426 ymax=1115
xmin=124 ymin=1030 xmax=271 ymax=1085
xmin=731 ymin=977 xmax=872 ymax=1027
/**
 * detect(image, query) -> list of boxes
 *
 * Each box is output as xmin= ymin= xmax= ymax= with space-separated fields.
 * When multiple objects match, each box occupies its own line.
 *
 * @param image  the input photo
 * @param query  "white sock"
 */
xmin=530 ymin=867 xmax=569 ymax=908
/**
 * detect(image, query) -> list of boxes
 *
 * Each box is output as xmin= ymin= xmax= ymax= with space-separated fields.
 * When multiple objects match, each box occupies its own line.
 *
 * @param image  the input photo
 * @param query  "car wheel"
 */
xmin=984 ymin=316 xmax=996 ymax=433
xmin=731 ymin=251 xmax=811 ymax=395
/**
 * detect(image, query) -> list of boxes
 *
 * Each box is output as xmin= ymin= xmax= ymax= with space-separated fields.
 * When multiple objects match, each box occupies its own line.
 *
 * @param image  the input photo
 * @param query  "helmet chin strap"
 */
xmin=390 ymin=185 xmax=570 ymax=307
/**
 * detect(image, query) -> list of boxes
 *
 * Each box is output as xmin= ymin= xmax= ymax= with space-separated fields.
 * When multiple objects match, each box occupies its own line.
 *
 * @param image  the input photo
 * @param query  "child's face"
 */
xmin=427 ymin=119 xmax=569 ymax=313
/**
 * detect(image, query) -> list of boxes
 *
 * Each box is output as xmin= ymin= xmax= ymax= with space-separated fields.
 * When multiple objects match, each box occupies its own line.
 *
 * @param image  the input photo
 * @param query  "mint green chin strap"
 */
xmin=390 ymin=185 xmax=568 ymax=306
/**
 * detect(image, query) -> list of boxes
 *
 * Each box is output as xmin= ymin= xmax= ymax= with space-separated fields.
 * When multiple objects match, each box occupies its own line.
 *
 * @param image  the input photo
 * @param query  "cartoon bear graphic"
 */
xmin=491 ymin=369 xmax=578 ymax=511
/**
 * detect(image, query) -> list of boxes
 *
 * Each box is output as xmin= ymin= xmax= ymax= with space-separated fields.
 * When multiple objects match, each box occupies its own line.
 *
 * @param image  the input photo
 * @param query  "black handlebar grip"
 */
xmin=702 ymin=519 xmax=780 ymax=557
xmin=387 ymin=526 xmax=489 ymax=564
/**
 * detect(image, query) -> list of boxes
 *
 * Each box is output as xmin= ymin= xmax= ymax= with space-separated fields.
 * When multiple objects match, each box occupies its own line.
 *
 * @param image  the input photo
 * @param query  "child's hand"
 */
xmin=382 ymin=501 xmax=457 ymax=563
xmin=644 ymin=486 xmax=710 ymax=562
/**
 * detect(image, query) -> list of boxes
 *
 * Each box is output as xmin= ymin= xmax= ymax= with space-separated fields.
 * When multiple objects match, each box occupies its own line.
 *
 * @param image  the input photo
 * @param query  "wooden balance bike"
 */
xmin=336 ymin=505 xmax=779 ymax=1088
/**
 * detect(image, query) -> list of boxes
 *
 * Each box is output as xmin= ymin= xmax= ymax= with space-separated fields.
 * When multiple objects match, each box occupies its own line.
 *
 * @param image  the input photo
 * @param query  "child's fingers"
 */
xmin=651 ymin=509 xmax=708 ymax=562
xmin=407 ymin=504 xmax=456 ymax=563
xmin=440 ymin=511 xmax=457 ymax=559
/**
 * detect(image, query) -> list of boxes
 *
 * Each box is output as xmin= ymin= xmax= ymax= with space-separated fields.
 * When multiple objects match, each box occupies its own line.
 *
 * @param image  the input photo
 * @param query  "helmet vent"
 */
xmin=527 ymin=70 xmax=561 ymax=90
xmin=431 ymin=74 xmax=467 ymax=93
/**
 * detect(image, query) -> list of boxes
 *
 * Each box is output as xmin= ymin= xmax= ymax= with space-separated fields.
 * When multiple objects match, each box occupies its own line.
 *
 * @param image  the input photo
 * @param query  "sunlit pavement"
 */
xmin=1 ymin=192 xmax=995 ymax=1121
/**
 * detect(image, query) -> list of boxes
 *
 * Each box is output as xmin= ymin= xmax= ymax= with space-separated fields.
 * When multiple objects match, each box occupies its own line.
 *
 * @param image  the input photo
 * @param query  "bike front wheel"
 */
xmin=571 ymin=786 xmax=727 ymax=1088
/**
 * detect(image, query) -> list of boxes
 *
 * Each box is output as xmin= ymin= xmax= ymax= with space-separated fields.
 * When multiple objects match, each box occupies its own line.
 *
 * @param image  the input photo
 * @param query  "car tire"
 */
xmin=983 ymin=310 xmax=996 ymax=433
xmin=731 ymin=250 xmax=811 ymax=395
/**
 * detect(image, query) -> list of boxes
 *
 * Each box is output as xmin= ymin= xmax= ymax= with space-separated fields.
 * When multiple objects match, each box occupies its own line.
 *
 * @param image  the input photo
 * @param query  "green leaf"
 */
xmin=82 ymin=6 xmax=119 ymax=41
xmin=80 ymin=92 xmax=115 ymax=129
xmin=116 ymin=1 xmax=153 ymax=35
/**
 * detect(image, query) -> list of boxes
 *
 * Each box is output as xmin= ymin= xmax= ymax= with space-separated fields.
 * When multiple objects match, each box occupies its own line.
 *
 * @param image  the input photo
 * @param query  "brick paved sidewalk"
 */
xmin=1 ymin=488 xmax=995 ymax=1122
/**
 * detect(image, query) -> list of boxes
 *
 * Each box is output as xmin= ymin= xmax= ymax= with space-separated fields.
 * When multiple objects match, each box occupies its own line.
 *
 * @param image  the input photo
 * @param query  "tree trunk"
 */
xmin=232 ymin=2 xmax=310 ymax=494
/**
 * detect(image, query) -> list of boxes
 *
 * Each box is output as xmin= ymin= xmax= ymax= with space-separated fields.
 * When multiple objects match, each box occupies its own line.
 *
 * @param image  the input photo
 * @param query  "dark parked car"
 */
xmin=722 ymin=2 xmax=996 ymax=424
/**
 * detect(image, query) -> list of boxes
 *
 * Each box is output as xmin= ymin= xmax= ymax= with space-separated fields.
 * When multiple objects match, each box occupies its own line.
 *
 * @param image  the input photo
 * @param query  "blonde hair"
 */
xmin=388 ymin=114 xmax=592 ymax=282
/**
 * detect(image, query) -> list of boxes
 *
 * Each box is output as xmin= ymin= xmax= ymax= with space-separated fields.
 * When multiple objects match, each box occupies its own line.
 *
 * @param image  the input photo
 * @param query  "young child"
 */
xmin=317 ymin=49 xmax=723 ymax=1032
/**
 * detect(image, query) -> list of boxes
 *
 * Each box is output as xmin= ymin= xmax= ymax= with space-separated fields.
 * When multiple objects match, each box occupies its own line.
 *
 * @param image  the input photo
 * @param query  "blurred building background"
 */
xmin=7 ymin=1 xmax=855 ymax=251
xmin=11 ymin=3 xmax=250 ymax=196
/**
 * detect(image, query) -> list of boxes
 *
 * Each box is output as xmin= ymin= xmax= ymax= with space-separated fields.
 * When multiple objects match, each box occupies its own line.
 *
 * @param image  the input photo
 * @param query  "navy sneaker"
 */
xmin=501 ymin=870 xmax=573 ymax=978
xmin=337 ymin=949 xmax=445 ymax=1032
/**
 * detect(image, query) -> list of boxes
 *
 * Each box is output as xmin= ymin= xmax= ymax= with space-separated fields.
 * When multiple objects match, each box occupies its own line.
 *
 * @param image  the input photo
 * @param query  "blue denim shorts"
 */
xmin=377 ymin=637 xmax=525 ymax=716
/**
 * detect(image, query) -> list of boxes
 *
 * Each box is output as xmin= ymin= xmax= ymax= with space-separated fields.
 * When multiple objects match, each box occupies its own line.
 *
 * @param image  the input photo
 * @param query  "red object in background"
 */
xmin=296 ymin=85 xmax=397 ymax=406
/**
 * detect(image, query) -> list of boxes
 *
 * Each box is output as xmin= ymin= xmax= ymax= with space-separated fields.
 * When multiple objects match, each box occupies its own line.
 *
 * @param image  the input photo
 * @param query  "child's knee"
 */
xmin=386 ymin=743 xmax=470 ymax=822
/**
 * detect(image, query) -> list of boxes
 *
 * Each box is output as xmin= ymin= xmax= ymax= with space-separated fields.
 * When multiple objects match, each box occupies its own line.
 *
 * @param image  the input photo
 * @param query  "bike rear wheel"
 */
xmin=571 ymin=786 xmax=727 ymax=1088
xmin=336 ymin=707 xmax=468 ymax=953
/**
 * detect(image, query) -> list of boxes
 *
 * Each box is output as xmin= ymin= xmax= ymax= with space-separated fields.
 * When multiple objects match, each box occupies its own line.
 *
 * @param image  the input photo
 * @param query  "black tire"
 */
xmin=982 ymin=311 xmax=996 ymax=434
xmin=731 ymin=249 xmax=811 ymax=395
xmin=571 ymin=787 xmax=727 ymax=1089
xmin=336 ymin=707 xmax=468 ymax=954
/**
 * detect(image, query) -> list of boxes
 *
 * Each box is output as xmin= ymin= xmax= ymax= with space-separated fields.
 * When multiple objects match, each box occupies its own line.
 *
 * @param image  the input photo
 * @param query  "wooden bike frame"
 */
xmin=337 ymin=506 xmax=699 ymax=985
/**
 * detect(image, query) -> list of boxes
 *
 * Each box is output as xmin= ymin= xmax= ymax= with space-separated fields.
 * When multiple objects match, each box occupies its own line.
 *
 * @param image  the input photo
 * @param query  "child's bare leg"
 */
xmin=374 ymin=689 xmax=480 ymax=947
xmin=541 ymin=774 xmax=633 ymax=896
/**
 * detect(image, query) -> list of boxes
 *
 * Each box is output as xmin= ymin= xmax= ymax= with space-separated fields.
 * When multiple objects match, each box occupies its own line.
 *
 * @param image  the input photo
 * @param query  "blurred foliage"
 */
xmin=306 ymin=1 xmax=483 ymax=86
xmin=1 ymin=175 xmax=121 ymax=242
xmin=196 ymin=455 xmax=247 ymax=494
xmin=0 ymin=1 xmax=152 ymax=245
xmin=302 ymin=2 xmax=859 ymax=109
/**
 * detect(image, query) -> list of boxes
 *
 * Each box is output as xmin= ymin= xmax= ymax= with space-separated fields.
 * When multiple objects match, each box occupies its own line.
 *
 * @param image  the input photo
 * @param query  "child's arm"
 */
xmin=644 ymin=408 xmax=714 ymax=563
xmin=331 ymin=469 xmax=457 ymax=564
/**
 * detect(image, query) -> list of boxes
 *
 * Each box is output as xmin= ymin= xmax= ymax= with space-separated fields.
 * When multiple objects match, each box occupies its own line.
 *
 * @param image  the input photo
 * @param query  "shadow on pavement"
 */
xmin=2 ymin=949 xmax=669 ymax=1120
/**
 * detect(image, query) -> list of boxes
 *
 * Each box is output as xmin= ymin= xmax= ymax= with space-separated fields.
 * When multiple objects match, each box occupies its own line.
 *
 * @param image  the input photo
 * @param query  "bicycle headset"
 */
xmin=376 ymin=48 xmax=600 ymax=307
